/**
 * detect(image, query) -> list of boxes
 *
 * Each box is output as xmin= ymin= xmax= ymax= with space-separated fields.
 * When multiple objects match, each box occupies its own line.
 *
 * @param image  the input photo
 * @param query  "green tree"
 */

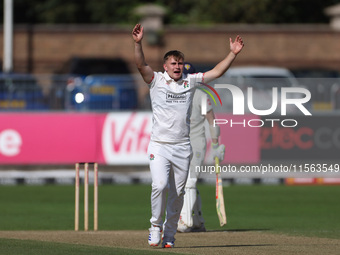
xmin=1 ymin=0 xmax=340 ymax=24
xmin=159 ymin=0 xmax=340 ymax=24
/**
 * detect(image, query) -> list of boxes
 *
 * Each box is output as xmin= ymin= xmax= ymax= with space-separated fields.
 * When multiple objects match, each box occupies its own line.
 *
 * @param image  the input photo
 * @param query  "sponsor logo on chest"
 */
xmin=166 ymin=93 xmax=187 ymax=104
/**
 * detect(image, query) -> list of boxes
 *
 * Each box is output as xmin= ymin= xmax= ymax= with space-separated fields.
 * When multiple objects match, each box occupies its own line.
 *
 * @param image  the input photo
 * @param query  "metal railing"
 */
xmin=0 ymin=73 xmax=142 ymax=111
xmin=1 ymin=74 xmax=340 ymax=113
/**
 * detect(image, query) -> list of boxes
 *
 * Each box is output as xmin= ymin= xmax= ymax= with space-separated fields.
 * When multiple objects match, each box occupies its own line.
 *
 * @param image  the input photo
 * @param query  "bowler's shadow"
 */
xmin=178 ymin=229 xmax=274 ymax=249
xmin=207 ymin=228 xmax=271 ymax=232
xmin=187 ymin=244 xmax=275 ymax=249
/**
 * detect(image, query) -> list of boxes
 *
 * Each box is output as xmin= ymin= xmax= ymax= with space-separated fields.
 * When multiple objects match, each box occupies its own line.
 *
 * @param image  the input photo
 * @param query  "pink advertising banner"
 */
xmin=0 ymin=112 xmax=259 ymax=165
xmin=205 ymin=114 xmax=260 ymax=164
xmin=0 ymin=113 xmax=106 ymax=164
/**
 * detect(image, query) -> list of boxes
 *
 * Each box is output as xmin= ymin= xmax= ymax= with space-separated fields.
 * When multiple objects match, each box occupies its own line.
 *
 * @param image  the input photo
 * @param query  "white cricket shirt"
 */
xmin=148 ymin=71 xmax=204 ymax=143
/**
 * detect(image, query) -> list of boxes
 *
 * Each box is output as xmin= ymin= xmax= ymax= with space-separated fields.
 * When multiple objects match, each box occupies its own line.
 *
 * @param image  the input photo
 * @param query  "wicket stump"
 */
xmin=75 ymin=162 xmax=98 ymax=231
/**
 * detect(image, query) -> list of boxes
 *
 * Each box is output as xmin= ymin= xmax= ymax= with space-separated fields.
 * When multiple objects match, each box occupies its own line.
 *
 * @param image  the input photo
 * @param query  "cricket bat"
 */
xmin=215 ymin=157 xmax=227 ymax=226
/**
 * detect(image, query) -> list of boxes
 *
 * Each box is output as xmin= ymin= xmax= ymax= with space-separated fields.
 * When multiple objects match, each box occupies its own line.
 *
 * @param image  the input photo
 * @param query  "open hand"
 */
xmin=132 ymin=24 xmax=144 ymax=43
xmin=230 ymin=35 xmax=244 ymax=55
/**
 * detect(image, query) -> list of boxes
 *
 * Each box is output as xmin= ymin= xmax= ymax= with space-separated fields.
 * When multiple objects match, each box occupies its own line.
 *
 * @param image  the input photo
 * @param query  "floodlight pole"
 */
xmin=3 ymin=0 xmax=13 ymax=73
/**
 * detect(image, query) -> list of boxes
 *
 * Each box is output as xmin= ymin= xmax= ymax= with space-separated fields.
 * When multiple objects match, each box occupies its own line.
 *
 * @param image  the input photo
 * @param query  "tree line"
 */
xmin=1 ymin=0 xmax=340 ymax=25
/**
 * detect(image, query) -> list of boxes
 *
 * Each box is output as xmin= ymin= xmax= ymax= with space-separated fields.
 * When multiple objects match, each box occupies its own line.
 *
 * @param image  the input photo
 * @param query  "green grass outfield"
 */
xmin=0 ymin=184 xmax=339 ymax=254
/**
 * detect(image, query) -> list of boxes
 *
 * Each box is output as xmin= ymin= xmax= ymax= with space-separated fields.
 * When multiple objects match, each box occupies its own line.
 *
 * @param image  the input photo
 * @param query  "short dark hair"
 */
xmin=163 ymin=50 xmax=184 ymax=63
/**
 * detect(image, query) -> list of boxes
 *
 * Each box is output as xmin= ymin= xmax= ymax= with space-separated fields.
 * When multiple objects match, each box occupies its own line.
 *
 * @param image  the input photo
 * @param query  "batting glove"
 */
xmin=211 ymin=143 xmax=225 ymax=161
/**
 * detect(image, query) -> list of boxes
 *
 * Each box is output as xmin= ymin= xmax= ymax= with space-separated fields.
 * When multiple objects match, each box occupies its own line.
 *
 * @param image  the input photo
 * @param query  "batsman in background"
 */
xmin=132 ymin=23 xmax=244 ymax=248
xmin=177 ymin=63 xmax=226 ymax=233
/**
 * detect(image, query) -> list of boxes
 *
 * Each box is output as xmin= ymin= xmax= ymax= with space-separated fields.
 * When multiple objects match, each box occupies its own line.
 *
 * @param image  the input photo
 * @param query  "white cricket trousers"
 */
xmin=148 ymin=140 xmax=192 ymax=242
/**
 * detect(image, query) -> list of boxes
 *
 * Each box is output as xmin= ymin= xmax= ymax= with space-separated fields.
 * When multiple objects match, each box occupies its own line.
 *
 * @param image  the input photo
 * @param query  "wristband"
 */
xmin=212 ymin=142 xmax=219 ymax=149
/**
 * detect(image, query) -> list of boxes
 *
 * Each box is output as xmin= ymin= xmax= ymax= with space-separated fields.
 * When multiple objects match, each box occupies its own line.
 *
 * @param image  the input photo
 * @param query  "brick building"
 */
xmin=1 ymin=24 xmax=340 ymax=74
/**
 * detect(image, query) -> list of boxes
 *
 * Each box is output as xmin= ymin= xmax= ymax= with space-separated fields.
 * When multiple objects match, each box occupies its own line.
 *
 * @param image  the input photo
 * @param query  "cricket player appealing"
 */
xmin=177 ymin=63 xmax=226 ymax=233
xmin=132 ymin=23 xmax=244 ymax=248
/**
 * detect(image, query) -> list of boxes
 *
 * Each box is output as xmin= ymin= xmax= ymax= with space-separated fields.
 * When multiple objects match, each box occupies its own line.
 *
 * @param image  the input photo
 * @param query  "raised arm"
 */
xmin=132 ymin=24 xmax=154 ymax=83
xmin=204 ymin=35 xmax=244 ymax=83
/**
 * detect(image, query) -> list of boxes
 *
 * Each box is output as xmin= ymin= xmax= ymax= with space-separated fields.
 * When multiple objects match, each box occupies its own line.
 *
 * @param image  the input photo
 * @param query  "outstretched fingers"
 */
xmin=132 ymin=24 xmax=140 ymax=35
xmin=238 ymin=35 xmax=244 ymax=46
xmin=235 ymin=35 xmax=244 ymax=46
xmin=229 ymin=35 xmax=244 ymax=55
xmin=132 ymin=24 xmax=144 ymax=42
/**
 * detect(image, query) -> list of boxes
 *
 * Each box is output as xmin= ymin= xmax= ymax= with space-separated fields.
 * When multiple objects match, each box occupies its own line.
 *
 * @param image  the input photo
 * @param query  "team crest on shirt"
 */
xmin=183 ymin=81 xmax=189 ymax=88
xmin=150 ymin=154 xmax=155 ymax=160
